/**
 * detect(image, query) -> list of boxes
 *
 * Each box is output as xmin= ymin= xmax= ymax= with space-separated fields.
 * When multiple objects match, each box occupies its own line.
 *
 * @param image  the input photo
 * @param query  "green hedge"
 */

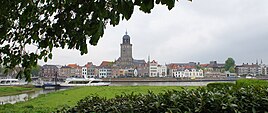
xmin=56 ymin=79 xmax=268 ymax=113
xmin=57 ymin=86 xmax=268 ymax=113
xmin=236 ymin=79 xmax=268 ymax=87
xmin=207 ymin=79 xmax=268 ymax=89
xmin=207 ymin=82 xmax=235 ymax=89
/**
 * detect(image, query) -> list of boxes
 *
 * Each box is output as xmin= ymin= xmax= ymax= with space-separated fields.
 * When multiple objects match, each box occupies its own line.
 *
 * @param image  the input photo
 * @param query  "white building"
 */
xmin=173 ymin=69 xmax=204 ymax=78
xmin=98 ymin=68 xmax=112 ymax=78
xmin=157 ymin=65 xmax=167 ymax=77
xmin=82 ymin=67 xmax=87 ymax=77
xmin=81 ymin=62 xmax=97 ymax=78
xmin=260 ymin=63 xmax=267 ymax=75
xmin=149 ymin=60 xmax=158 ymax=77
xmin=236 ymin=63 xmax=265 ymax=76
xmin=149 ymin=60 xmax=167 ymax=77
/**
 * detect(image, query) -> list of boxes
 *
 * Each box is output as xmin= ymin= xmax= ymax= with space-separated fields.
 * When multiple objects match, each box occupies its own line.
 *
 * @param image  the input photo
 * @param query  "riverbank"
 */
xmin=0 ymin=86 xmax=197 ymax=113
xmin=102 ymin=77 xmax=268 ymax=82
xmin=0 ymin=86 xmax=41 ymax=97
xmin=102 ymin=77 xmax=237 ymax=82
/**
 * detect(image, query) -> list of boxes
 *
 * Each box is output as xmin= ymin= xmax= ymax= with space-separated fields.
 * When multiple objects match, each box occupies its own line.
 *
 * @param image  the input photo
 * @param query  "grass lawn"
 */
xmin=0 ymin=86 xmax=198 ymax=113
xmin=0 ymin=86 xmax=39 ymax=97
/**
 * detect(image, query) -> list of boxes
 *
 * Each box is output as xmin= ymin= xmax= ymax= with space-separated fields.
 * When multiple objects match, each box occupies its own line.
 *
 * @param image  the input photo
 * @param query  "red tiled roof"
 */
xmin=85 ymin=62 xmax=93 ymax=68
xmin=200 ymin=64 xmax=209 ymax=67
xmin=67 ymin=64 xmax=81 ymax=68
xmin=99 ymin=61 xmax=113 ymax=67
xmin=168 ymin=64 xmax=179 ymax=69
xmin=183 ymin=65 xmax=195 ymax=69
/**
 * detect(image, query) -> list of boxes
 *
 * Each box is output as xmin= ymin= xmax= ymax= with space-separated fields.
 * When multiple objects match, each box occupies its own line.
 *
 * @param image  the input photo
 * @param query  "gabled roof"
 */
xmin=61 ymin=66 xmax=71 ymax=68
xmin=200 ymin=64 xmax=209 ymax=67
xmin=167 ymin=64 xmax=179 ymax=69
xmin=133 ymin=59 xmax=146 ymax=64
xmin=168 ymin=62 xmax=197 ymax=67
xmin=183 ymin=65 xmax=196 ymax=69
xmin=150 ymin=60 xmax=157 ymax=64
xmin=67 ymin=64 xmax=81 ymax=68
xmin=99 ymin=61 xmax=114 ymax=67
xmin=42 ymin=64 xmax=59 ymax=69
xmin=175 ymin=68 xmax=202 ymax=72
xmin=84 ymin=62 xmax=95 ymax=68
xmin=208 ymin=61 xmax=225 ymax=68
xmin=42 ymin=64 xmax=58 ymax=67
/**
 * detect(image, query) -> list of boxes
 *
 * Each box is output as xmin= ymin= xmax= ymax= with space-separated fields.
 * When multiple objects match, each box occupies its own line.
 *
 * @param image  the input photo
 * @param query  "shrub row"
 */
xmin=207 ymin=82 xmax=235 ymax=89
xmin=236 ymin=79 xmax=268 ymax=87
xmin=57 ymin=85 xmax=268 ymax=113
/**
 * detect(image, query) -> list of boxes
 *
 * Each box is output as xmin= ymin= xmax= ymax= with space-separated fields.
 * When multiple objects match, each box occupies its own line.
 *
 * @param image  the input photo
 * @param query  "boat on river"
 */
xmin=60 ymin=77 xmax=110 ymax=87
xmin=0 ymin=79 xmax=27 ymax=86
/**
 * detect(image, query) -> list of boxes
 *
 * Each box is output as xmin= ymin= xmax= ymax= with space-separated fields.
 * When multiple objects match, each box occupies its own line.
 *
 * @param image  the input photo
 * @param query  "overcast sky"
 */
xmin=39 ymin=0 xmax=268 ymax=66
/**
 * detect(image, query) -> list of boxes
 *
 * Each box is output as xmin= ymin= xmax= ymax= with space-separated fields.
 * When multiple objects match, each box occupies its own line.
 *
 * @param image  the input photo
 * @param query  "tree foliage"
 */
xmin=31 ymin=64 xmax=41 ymax=77
xmin=0 ymin=0 xmax=191 ymax=81
xmin=225 ymin=57 xmax=235 ymax=73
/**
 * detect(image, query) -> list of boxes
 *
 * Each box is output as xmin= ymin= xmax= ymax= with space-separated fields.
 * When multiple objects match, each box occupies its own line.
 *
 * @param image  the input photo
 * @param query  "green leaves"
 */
xmin=166 ymin=0 xmax=176 ymax=10
xmin=140 ymin=0 xmax=154 ymax=13
xmin=225 ymin=57 xmax=235 ymax=72
xmin=116 ymin=0 xmax=134 ymax=20
xmin=155 ymin=0 xmax=176 ymax=10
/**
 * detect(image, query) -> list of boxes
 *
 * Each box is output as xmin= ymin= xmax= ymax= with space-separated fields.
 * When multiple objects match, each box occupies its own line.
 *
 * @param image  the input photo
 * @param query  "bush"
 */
xmin=236 ymin=79 xmax=268 ymax=87
xmin=23 ymin=105 xmax=34 ymax=109
xmin=57 ymin=86 xmax=268 ymax=113
xmin=207 ymin=82 xmax=235 ymax=89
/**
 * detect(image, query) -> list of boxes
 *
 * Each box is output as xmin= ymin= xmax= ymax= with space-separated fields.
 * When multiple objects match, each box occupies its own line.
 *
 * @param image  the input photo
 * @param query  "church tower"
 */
xmin=116 ymin=31 xmax=134 ymax=68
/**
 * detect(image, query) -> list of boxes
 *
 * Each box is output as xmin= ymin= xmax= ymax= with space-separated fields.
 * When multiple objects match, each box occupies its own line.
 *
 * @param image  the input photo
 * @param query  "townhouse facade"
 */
xmin=67 ymin=64 xmax=82 ymax=76
xmin=236 ymin=63 xmax=267 ymax=76
xmin=97 ymin=61 xmax=113 ymax=78
xmin=98 ymin=68 xmax=112 ymax=78
xmin=173 ymin=68 xmax=204 ymax=78
xmin=82 ymin=62 xmax=97 ymax=78
xmin=149 ymin=60 xmax=167 ymax=77
xmin=41 ymin=60 xmax=268 ymax=79
xmin=201 ymin=61 xmax=226 ymax=78
xmin=41 ymin=64 xmax=61 ymax=77
xmin=59 ymin=66 xmax=72 ymax=77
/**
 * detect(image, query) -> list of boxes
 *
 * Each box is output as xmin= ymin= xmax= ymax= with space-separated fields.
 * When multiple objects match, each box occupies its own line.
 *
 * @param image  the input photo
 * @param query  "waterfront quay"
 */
xmin=102 ymin=77 xmax=236 ymax=82
xmin=102 ymin=77 xmax=268 ymax=82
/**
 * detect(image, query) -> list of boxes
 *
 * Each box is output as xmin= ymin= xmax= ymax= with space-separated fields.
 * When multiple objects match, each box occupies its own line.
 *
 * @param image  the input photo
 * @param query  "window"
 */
xmin=69 ymin=81 xmax=90 ymax=84
xmin=0 ymin=81 xmax=5 ymax=84
xmin=91 ymin=81 xmax=100 ymax=83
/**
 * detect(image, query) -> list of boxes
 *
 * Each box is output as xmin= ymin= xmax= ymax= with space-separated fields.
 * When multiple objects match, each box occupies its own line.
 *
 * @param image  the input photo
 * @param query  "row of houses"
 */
xmin=41 ymin=60 xmax=268 ymax=79
xmin=42 ymin=60 xmax=160 ymax=78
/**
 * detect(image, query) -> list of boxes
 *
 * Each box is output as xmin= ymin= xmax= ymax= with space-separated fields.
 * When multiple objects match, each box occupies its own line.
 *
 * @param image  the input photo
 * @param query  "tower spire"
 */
xmin=148 ymin=55 xmax=150 ymax=64
xmin=125 ymin=29 xmax=128 ymax=35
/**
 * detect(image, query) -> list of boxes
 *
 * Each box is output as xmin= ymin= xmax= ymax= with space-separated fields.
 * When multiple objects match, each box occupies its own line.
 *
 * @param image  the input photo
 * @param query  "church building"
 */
xmin=116 ymin=31 xmax=134 ymax=68
xmin=114 ymin=31 xmax=148 ymax=77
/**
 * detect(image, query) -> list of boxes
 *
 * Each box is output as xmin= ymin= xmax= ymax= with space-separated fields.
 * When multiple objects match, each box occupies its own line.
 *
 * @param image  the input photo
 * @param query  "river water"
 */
xmin=0 ymin=81 xmax=234 ymax=105
xmin=0 ymin=88 xmax=67 ymax=105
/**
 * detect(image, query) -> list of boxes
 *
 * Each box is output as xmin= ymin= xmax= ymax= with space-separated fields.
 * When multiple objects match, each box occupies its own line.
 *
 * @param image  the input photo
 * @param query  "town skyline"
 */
xmin=38 ymin=0 xmax=268 ymax=66
xmin=38 ymin=29 xmax=267 ymax=66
